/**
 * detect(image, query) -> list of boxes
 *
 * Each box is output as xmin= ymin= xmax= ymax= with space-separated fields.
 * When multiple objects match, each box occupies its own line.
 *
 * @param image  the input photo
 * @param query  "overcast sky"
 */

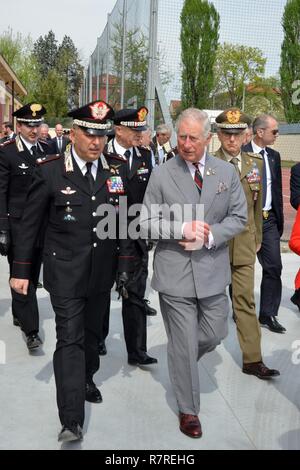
xmin=0 ymin=0 xmax=117 ymax=64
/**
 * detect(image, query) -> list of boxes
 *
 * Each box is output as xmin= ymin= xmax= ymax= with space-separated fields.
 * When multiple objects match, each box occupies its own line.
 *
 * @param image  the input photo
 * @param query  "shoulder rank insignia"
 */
xmin=0 ymin=138 xmax=16 ymax=148
xmin=37 ymin=154 xmax=60 ymax=165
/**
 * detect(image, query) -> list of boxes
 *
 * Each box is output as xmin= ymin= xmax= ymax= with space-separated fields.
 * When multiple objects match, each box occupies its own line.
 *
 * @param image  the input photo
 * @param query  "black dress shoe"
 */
xmin=85 ymin=382 xmax=103 ymax=403
xmin=13 ymin=316 xmax=20 ymax=327
xmin=144 ymin=299 xmax=157 ymax=316
xmin=243 ymin=361 xmax=280 ymax=380
xmin=98 ymin=341 xmax=107 ymax=356
xmin=58 ymin=423 xmax=83 ymax=442
xmin=291 ymin=290 xmax=300 ymax=311
xmin=26 ymin=333 xmax=42 ymax=351
xmin=128 ymin=354 xmax=158 ymax=366
xmin=259 ymin=315 xmax=286 ymax=333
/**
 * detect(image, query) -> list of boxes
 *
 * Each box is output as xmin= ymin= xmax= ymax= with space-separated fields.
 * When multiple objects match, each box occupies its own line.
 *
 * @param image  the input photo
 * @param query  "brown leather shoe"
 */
xmin=179 ymin=413 xmax=202 ymax=438
xmin=242 ymin=361 xmax=280 ymax=380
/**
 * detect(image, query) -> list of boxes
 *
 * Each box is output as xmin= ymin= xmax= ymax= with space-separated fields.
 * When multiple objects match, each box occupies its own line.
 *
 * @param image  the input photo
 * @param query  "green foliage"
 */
xmin=0 ymin=28 xmax=41 ymax=101
xmin=0 ymin=28 xmax=83 ymax=119
xmin=110 ymin=23 xmax=171 ymax=108
xmin=180 ymin=0 xmax=220 ymax=109
xmin=110 ymin=24 xmax=149 ymax=107
xmin=280 ymin=0 xmax=300 ymax=123
xmin=214 ymin=43 xmax=266 ymax=108
xmin=33 ymin=30 xmax=58 ymax=79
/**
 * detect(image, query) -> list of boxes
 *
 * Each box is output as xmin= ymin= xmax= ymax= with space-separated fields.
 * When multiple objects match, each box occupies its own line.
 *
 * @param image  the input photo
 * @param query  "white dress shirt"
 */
xmin=183 ymin=153 xmax=214 ymax=249
xmin=252 ymin=141 xmax=272 ymax=210
xmin=19 ymin=136 xmax=39 ymax=156
xmin=72 ymin=147 xmax=98 ymax=180
xmin=114 ymin=139 xmax=133 ymax=169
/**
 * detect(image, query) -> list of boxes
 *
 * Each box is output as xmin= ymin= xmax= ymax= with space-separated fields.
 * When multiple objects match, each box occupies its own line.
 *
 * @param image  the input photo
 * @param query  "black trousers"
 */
xmin=257 ymin=212 xmax=282 ymax=318
xmin=50 ymin=290 xmax=110 ymax=428
xmin=122 ymin=241 xmax=148 ymax=360
xmin=8 ymin=246 xmax=42 ymax=335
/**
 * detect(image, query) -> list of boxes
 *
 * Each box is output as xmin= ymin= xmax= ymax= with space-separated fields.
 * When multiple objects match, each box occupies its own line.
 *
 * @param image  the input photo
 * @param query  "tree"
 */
xmin=110 ymin=24 xmax=149 ymax=108
xmin=180 ymin=0 xmax=219 ymax=109
xmin=245 ymin=76 xmax=285 ymax=121
xmin=280 ymin=0 xmax=300 ymax=123
xmin=0 ymin=28 xmax=41 ymax=101
xmin=33 ymin=30 xmax=58 ymax=79
xmin=214 ymin=43 xmax=266 ymax=108
xmin=35 ymin=69 xmax=68 ymax=118
xmin=57 ymin=36 xmax=84 ymax=109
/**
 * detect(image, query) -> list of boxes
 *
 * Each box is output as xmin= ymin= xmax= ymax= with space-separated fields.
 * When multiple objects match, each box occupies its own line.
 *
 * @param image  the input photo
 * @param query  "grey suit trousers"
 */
xmin=159 ymin=292 xmax=229 ymax=415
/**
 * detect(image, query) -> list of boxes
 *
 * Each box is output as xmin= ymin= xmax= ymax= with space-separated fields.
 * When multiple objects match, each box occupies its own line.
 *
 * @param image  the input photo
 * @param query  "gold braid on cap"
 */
xmin=73 ymin=119 xmax=111 ymax=130
xmin=119 ymin=120 xmax=147 ymax=127
xmin=216 ymin=123 xmax=248 ymax=129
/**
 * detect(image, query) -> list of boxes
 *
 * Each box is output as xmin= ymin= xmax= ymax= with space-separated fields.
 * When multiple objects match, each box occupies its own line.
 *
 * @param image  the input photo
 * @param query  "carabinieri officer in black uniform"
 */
xmin=105 ymin=107 xmax=158 ymax=367
xmin=0 ymin=103 xmax=48 ymax=351
xmin=10 ymin=101 xmax=134 ymax=443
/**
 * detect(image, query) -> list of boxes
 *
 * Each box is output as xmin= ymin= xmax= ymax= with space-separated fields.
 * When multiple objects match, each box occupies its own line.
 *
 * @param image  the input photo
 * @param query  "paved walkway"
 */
xmin=0 ymin=252 xmax=299 ymax=450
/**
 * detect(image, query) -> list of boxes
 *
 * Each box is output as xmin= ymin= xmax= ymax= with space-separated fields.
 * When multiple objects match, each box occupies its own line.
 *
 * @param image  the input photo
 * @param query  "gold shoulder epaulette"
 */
xmin=246 ymin=151 xmax=262 ymax=159
xmin=37 ymin=154 xmax=60 ymax=165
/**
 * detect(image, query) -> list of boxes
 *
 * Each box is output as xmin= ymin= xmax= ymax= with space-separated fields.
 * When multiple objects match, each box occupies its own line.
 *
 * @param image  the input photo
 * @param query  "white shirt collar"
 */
xmin=114 ymin=138 xmax=132 ymax=157
xmin=223 ymin=149 xmax=241 ymax=162
xmin=185 ymin=152 xmax=206 ymax=171
xmin=252 ymin=140 xmax=265 ymax=154
xmin=72 ymin=146 xmax=98 ymax=173
xmin=19 ymin=136 xmax=38 ymax=153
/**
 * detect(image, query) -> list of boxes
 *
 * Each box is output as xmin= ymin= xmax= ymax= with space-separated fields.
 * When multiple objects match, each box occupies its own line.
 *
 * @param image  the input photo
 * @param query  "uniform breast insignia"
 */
xmin=246 ymin=165 xmax=261 ymax=201
xmin=110 ymin=164 xmax=121 ymax=176
xmin=63 ymin=214 xmax=76 ymax=222
xmin=61 ymin=187 xmax=77 ymax=195
xmin=137 ymin=167 xmax=149 ymax=176
xmin=106 ymin=176 xmax=125 ymax=194
xmin=18 ymin=163 xmax=29 ymax=170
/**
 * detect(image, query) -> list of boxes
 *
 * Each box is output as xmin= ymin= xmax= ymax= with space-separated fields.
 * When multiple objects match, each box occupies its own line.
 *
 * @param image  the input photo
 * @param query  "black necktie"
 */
xmin=85 ymin=162 xmax=94 ymax=193
xmin=193 ymin=163 xmax=203 ymax=194
xmin=125 ymin=150 xmax=131 ymax=170
xmin=260 ymin=149 xmax=267 ymax=207
xmin=31 ymin=145 xmax=38 ymax=159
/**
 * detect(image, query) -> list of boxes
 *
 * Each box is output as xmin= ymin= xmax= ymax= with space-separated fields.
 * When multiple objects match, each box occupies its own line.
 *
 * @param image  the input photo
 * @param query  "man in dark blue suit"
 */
xmin=243 ymin=114 xmax=285 ymax=333
xmin=50 ymin=123 xmax=70 ymax=154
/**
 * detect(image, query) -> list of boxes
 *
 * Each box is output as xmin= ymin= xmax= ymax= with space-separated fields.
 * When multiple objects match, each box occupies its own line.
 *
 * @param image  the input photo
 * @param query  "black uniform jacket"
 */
xmin=243 ymin=142 xmax=284 ymax=236
xmin=12 ymin=151 xmax=134 ymax=298
xmin=0 ymin=136 xmax=48 ymax=243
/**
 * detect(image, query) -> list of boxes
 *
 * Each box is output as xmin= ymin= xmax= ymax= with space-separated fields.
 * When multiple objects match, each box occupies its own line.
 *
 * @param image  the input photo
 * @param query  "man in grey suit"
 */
xmin=140 ymin=108 xmax=247 ymax=439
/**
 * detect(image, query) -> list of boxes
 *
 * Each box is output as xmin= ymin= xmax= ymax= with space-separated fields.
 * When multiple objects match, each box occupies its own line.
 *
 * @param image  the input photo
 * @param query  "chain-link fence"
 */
xmin=81 ymin=0 xmax=297 ymax=240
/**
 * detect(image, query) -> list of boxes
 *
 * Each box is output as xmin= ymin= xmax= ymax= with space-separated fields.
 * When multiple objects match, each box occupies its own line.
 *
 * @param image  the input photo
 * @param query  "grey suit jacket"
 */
xmin=140 ymin=153 xmax=247 ymax=299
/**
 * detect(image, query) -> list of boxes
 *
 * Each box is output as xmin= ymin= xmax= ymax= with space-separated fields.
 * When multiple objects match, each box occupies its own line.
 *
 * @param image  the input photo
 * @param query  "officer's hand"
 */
xmin=116 ymin=272 xmax=130 ymax=300
xmin=10 ymin=278 xmax=29 ymax=296
xmin=0 ymin=230 xmax=11 ymax=256
xmin=256 ymin=243 xmax=262 ymax=253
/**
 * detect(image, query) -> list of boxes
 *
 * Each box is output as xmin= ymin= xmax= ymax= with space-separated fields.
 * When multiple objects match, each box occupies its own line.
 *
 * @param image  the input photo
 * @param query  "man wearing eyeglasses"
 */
xmin=243 ymin=114 xmax=285 ymax=334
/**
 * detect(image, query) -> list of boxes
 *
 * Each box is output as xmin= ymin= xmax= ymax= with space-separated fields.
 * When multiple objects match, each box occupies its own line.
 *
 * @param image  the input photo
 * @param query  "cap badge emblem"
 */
xmin=226 ymin=110 xmax=241 ymax=124
xmin=90 ymin=102 xmax=109 ymax=120
xmin=30 ymin=103 xmax=42 ymax=117
xmin=137 ymin=107 xmax=148 ymax=122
